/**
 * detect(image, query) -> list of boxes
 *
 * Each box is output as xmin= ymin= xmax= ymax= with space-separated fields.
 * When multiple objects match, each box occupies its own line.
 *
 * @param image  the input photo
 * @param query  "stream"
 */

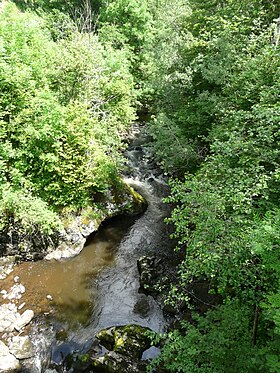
xmin=0 ymin=125 xmax=175 ymax=372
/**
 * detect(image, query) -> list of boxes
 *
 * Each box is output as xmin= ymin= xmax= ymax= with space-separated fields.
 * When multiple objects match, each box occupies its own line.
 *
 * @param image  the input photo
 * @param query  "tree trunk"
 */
xmin=252 ymin=305 xmax=260 ymax=346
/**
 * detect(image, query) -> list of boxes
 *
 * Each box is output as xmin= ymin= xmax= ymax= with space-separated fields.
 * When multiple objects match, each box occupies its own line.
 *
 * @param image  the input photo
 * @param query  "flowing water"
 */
xmin=3 ymin=216 xmax=137 ymax=327
xmin=0 ymin=125 xmax=175 ymax=371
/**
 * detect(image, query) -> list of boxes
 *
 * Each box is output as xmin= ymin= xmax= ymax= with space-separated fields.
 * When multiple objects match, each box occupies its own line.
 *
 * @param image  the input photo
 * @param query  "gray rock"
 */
xmin=44 ymin=214 xmax=99 ymax=261
xmin=44 ymin=240 xmax=86 ymax=260
xmin=0 ymin=341 xmax=21 ymax=372
xmin=137 ymin=256 xmax=163 ymax=294
xmin=133 ymin=295 xmax=151 ymax=318
xmin=14 ymin=309 xmax=34 ymax=331
xmin=0 ymin=304 xmax=19 ymax=332
xmin=4 ymin=284 xmax=25 ymax=301
xmin=9 ymin=336 xmax=34 ymax=359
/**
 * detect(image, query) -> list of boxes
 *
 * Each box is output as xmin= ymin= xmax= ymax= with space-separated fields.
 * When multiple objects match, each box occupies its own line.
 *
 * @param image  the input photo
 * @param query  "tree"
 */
xmin=147 ymin=0 xmax=280 ymax=371
xmin=0 ymin=1 xmax=137 ymax=237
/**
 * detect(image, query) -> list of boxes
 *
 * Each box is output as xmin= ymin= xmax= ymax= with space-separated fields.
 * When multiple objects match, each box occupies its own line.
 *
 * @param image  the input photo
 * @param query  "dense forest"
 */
xmin=0 ymin=0 xmax=280 ymax=371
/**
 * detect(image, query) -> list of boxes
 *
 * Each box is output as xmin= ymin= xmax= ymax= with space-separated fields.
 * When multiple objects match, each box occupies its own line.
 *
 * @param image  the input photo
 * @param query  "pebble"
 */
xmin=0 ymin=266 xmax=35 ymax=370
xmin=4 ymin=284 xmax=26 ymax=300
xmin=19 ymin=284 xmax=26 ymax=294
xmin=8 ymin=303 xmax=17 ymax=312
xmin=18 ymin=302 xmax=26 ymax=310
xmin=0 ymin=341 xmax=21 ymax=371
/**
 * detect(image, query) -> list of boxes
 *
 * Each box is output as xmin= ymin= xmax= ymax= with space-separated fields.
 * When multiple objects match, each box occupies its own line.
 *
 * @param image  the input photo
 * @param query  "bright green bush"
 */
xmin=0 ymin=187 xmax=62 ymax=234
xmin=0 ymin=1 xmax=136 ymax=235
xmin=150 ymin=301 xmax=277 ymax=373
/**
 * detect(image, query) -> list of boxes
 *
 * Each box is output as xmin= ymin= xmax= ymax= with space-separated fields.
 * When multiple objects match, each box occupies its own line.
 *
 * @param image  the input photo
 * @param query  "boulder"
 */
xmin=96 ymin=327 xmax=115 ymax=351
xmin=9 ymin=336 xmax=34 ymax=359
xmin=62 ymin=324 xmax=153 ymax=372
xmin=137 ymin=256 xmax=163 ymax=294
xmin=64 ymin=351 xmax=147 ymax=373
xmin=133 ymin=295 xmax=151 ymax=318
xmin=14 ymin=309 xmax=34 ymax=331
xmin=91 ymin=351 xmax=147 ymax=373
xmin=0 ymin=341 xmax=21 ymax=372
xmin=96 ymin=324 xmax=152 ymax=359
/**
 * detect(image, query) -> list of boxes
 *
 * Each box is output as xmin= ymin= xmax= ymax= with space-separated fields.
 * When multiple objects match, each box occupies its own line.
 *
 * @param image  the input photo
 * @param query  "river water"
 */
xmin=0 ymin=126 xmax=175 ymax=371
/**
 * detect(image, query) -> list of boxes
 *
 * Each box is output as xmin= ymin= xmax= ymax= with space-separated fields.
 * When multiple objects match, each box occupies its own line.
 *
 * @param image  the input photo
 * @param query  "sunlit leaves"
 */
xmin=0 ymin=2 xmax=136 ymax=234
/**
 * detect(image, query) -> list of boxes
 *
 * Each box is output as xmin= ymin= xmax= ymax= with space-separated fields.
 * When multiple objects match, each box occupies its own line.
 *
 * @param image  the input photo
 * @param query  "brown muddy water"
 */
xmin=0 ymin=216 xmax=136 ymax=327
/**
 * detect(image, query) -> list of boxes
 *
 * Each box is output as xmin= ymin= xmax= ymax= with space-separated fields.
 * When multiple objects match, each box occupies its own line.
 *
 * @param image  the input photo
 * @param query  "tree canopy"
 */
xmin=145 ymin=0 xmax=280 ymax=371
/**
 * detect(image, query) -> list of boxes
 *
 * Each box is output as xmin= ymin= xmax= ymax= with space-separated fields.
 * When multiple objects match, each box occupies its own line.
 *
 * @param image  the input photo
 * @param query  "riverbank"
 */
xmin=0 ymin=180 xmax=147 ymax=371
xmin=0 ymin=126 xmax=176 ymax=372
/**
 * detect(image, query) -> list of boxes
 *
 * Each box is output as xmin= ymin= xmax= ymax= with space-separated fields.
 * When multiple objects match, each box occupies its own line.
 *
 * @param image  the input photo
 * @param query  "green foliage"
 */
xmin=0 ymin=1 xmax=136 ymax=236
xmin=99 ymin=0 xmax=153 ymax=50
xmin=147 ymin=0 xmax=280 ymax=372
xmin=12 ymin=0 xmax=102 ymax=22
xmin=97 ymin=0 xmax=156 ymax=103
xmin=150 ymin=301 xmax=280 ymax=373
xmin=0 ymin=187 xmax=62 ymax=234
xmin=2 ymin=0 xmax=280 ymax=369
xmin=148 ymin=114 xmax=203 ymax=175
xmin=252 ymin=210 xmax=280 ymax=327
xmin=147 ymin=0 xmax=279 ymax=174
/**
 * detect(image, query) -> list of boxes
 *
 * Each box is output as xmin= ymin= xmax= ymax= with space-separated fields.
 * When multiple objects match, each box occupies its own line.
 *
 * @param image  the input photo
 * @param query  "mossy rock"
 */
xmin=64 ymin=325 xmax=151 ymax=373
xmin=64 ymin=351 xmax=146 ymax=373
xmin=91 ymin=351 xmax=145 ymax=373
xmin=96 ymin=324 xmax=152 ymax=359
xmin=122 ymin=184 xmax=148 ymax=216
xmin=96 ymin=326 xmax=115 ymax=351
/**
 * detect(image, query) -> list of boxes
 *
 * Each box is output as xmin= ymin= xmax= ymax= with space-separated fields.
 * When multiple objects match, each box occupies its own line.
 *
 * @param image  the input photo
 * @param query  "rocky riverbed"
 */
xmin=0 ymin=188 xmax=147 ymax=372
xmin=0 ymin=270 xmax=35 ymax=372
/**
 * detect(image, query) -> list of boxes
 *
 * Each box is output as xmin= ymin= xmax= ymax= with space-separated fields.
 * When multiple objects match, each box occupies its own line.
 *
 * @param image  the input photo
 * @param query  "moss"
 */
xmin=97 ymin=324 xmax=152 ymax=359
xmin=125 ymin=183 xmax=146 ymax=205
xmin=122 ymin=183 xmax=147 ymax=215
xmin=96 ymin=327 xmax=115 ymax=350
xmin=115 ymin=336 xmax=125 ymax=349
xmin=81 ymin=206 xmax=103 ymax=225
